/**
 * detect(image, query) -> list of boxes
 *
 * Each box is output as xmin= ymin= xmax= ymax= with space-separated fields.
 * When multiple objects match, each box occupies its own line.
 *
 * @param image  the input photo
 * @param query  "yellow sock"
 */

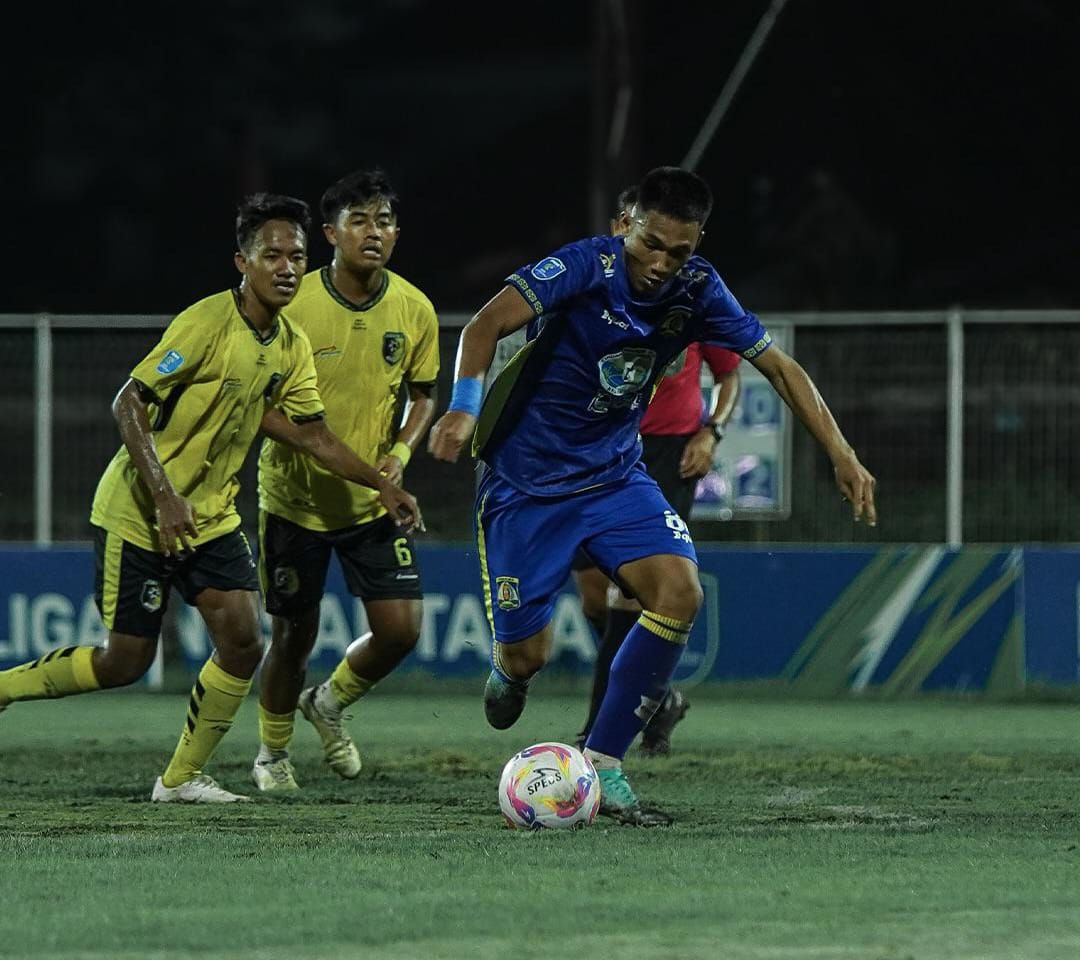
xmin=0 ymin=647 xmax=100 ymax=702
xmin=327 ymin=658 xmax=374 ymax=709
xmin=161 ymin=659 xmax=251 ymax=788
xmin=258 ymin=704 xmax=295 ymax=752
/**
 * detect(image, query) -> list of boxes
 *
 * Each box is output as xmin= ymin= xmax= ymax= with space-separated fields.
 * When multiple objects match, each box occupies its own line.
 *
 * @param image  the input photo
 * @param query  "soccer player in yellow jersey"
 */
xmin=0 ymin=193 xmax=422 ymax=804
xmin=252 ymin=169 xmax=439 ymax=792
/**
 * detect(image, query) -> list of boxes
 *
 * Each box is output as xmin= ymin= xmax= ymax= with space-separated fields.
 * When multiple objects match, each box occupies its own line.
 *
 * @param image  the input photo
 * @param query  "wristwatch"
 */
xmin=706 ymin=421 xmax=725 ymax=442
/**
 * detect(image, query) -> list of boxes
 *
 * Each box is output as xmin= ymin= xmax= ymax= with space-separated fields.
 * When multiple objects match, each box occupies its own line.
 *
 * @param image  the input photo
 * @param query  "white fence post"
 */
xmin=946 ymin=307 xmax=964 ymax=547
xmin=34 ymin=312 xmax=53 ymax=546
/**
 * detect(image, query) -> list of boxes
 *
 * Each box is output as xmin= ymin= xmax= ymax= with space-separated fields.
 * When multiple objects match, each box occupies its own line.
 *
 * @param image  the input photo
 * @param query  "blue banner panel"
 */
xmin=0 ymin=543 xmax=1075 ymax=693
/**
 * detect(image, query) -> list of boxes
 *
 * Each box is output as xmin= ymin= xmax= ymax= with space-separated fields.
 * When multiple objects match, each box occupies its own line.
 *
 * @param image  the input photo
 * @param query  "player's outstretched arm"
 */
xmin=260 ymin=410 xmax=424 ymax=531
xmin=376 ymin=381 xmax=436 ymax=486
xmin=111 ymin=379 xmax=197 ymax=556
xmin=750 ymin=346 xmax=877 ymax=526
xmin=428 ymin=287 xmax=534 ymax=463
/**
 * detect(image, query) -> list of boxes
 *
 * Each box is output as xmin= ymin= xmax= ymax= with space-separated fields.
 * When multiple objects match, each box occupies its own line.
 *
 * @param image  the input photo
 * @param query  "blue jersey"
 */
xmin=474 ymin=235 xmax=772 ymax=496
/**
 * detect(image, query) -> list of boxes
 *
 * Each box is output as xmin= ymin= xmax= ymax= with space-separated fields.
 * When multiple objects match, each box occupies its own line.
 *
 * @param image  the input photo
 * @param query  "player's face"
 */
xmin=325 ymin=197 xmax=399 ymax=274
xmin=234 ymin=219 xmax=308 ymax=310
xmin=622 ymin=210 xmax=703 ymax=298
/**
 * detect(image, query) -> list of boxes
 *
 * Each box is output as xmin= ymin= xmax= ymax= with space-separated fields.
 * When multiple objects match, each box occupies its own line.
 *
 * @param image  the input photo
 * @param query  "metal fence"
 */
xmin=2 ymin=310 xmax=1078 ymax=545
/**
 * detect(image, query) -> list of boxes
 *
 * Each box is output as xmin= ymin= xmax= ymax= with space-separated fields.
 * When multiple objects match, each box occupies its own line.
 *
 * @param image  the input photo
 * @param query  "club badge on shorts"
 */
xmin=495 ymin=576 xmax=521 ymax=610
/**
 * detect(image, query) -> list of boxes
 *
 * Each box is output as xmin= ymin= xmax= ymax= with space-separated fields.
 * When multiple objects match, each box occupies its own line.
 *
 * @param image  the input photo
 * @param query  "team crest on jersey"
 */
xmin=156 ymin=350 xmax=184 ymax=375
xmin=658 ymin=306 xmax=691 ymax=338
xmin=140 ymin=580 xmax=163 ymax=613
xmin=382 ymin=332 xmax=405 ymax=365
xmin=274 ymin=566 xmax=300 ymax=597
xmin=495 ymin=576 xmax=521 ymax=610
xmin=530 ymin=257 xmax=566 ymax=281
xmin=599 ymin=253 xmax=616 ymax=278
xmin=597 ymin=348 xmax=656 ymax=397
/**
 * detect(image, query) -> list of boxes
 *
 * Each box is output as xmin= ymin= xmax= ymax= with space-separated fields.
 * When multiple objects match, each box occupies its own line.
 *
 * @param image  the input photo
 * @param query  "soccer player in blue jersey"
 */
xmin=429 ymin=166 xmax=876 ymax=825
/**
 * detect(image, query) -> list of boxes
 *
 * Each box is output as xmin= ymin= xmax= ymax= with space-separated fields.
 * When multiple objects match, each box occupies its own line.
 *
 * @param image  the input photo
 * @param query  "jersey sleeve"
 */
xmin=128 ymin=311 xmax=208 ymax=400
xmin=701 ymin=344 xmax=742 ymax=376
xmin=504 ymin=238 xmax=601 ymax=317
xmin=699 ymin=273 xmax=774 ymax=361
xmin=405 ymin=301 xmax=440 ymax=384
xmin=273 ymin=328 xmax=326 ymax=424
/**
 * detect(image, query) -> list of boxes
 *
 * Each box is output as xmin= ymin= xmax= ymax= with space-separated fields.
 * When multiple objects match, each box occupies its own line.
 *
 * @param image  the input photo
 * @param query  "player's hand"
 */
xmin=833 ymin=453 xmax=877 ymax=526
xmin=378 ymin=480 xmax=424 ymax=533
xmin=153 ymin=493 xmax=198 ymax=557
xmin=679 ymin=429 xmax=717 ymax=480
xmin=428 ymin=411 xmax=477 ymax=463
xmin=376 ymin=454 xmax=405 ymax=487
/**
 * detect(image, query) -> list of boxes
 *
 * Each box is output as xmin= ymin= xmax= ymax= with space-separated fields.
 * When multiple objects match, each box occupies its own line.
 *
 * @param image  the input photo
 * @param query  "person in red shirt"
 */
xmin=572 ymin=186 xmax=742 ymax=755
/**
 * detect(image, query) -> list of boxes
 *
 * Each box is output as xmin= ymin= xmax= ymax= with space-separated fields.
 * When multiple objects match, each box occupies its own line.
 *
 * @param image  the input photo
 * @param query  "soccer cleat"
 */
xmin=298 ymin=686 xmax=362 ymax=779
xmin=150 ymin=774 xmax=252 ymax=804
xmin=597 ymin=767 xmax=674 ymax=827
xmin=251 ymin=756 xmax=300 ymax=792
xmin=483 ymin=671 xmax=529 ymax=730
xmin=640 ymin=689 xmax=690 ymax=757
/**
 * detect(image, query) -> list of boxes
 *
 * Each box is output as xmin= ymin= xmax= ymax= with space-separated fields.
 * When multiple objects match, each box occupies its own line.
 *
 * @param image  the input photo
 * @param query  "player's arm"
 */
xmin=260 ymin=409 xmax=424 ymax=532
xmin=680 ymin=364 xmax=741 ymax=480
xmin=376 ymin=381 xmax=436 ymax=486
xmin=750 ymin=344 xmax=877 ymax=525
xmin=428 ymin=287 xmax=534 ymax=463
xmin=111 ymin=379 xmax=197 ymax=557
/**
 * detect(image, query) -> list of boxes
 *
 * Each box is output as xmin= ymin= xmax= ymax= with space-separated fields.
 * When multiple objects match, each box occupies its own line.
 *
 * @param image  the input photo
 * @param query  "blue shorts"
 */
xmin=475 ymin=464 xmax=698 ymax=643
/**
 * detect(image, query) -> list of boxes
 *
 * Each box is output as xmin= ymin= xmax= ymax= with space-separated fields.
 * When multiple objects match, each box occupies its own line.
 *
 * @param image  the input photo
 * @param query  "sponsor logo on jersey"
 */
xmin=140 ymin=580 xmax=163 ymax=613
xmin=597 ymin=348 xmax=655 ymax=397
xmin=221 ymin=378 xmax=242 ymax=391
xmin=313 ymin=346 xmax=343 ymax=360
xmin=742 ymin=331 xmax=773 ymax=359
xmin=602 ymin=309 xmax=629 ymax=329
xmin=156 ymin=350 xmax=184 ymax=375
xmin=530 ymin=257 xmax=566 ymax=282
xmin=495 ymin=576 xmax=521 ymax=610
xmin=382 ymin=332 xmax=405 ymax=365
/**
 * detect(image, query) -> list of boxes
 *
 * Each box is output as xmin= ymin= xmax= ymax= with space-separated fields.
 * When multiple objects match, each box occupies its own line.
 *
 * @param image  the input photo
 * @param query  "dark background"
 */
xmin=7 ymin=0 xmax=1078 ymax=317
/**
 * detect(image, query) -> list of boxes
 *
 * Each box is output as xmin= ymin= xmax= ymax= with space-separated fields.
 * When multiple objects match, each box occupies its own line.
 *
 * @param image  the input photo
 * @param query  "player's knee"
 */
xmin=95 ymin=639 xmax=156 ymax=688
xmin=655 ymin=576 xmax=704 ymax=622
xmin=498 ymin=641 xmax=547 ymax=680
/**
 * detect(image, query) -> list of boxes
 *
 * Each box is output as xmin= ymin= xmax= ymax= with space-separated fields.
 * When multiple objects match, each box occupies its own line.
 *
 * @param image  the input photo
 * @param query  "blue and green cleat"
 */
xmin=483 ymin=671 xmax=529 ymax=729
xmin=597 ymin=767 xmax=674 ymax=827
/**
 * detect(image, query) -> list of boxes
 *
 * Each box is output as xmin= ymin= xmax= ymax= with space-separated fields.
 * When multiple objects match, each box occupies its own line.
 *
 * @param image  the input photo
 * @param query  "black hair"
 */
xmin=614 ymin=184 xmax=639 ymax=218
xmin=235 ymin=193 xmax=311 ymax=253
xmin=636 ymin=166 xmax=713 ymax=224
xmin=320 ymin=168 xmax=399 ymax=224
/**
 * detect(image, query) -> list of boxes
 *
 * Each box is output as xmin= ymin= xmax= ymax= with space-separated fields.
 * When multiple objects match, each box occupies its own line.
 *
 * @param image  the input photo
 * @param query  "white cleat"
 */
xmin=299 ymin=686 xmax=362 ymax=779
xmin=251 ymin=756 xmax=300 ymax=792
xmin=150 ymin=774 xmax=253 ymax=804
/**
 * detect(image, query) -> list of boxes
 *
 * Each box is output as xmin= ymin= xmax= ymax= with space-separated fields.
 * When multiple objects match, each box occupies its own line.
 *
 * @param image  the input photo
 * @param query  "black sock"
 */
xmin=580 ymin=607 xmax=638 ymax=738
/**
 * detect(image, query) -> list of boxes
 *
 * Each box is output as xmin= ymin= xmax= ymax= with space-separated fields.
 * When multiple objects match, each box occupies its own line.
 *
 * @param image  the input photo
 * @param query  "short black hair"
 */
xmin=614 ymin=184 xmax=639 ymax=218
xmin=235 ymin=193 xmax=311 ymax=254
xmin=636 ymin=167 xmax=712 ymax=225
xmin=321 ymin=168 xmax=399 ymax=224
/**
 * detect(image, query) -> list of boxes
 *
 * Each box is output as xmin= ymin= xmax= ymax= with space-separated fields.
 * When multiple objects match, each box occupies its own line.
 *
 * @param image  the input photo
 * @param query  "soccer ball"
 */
xmin=498 ymin=741 xmax=601 ymax=831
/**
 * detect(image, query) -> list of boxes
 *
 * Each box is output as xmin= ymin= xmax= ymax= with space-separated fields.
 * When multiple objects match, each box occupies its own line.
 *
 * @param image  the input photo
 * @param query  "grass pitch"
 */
xmin=2 ymin=688 xmax=1079 ymax=959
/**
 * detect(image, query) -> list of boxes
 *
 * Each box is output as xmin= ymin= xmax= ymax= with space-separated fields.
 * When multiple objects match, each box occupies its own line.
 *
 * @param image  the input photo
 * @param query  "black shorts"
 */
xmin=93 ymin=526 xmax=259 ymax=640
xmin=259 ymin=512 xmax=423 ymax=616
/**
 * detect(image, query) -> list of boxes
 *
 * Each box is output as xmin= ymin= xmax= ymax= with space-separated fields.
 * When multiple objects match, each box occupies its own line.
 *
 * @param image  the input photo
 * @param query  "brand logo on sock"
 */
xmin=495 ymin=576 xmax=521 ymax=610
xmin=140 ymin=580 xmax=163 ymax=612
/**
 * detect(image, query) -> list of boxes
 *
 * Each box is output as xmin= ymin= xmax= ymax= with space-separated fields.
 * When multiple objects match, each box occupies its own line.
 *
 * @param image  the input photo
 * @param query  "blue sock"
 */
xmin=585 ymin=612 xmax=690 ymax=760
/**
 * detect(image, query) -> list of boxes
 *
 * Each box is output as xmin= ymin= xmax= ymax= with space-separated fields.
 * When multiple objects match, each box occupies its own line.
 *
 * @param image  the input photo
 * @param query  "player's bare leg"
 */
xmin=299 ymin=598 xmax=422 ymax=779
xmin=484 ymin=627 xmax=553 ymax=730
xmin=154 ymin=588 xmax=262 ymax=804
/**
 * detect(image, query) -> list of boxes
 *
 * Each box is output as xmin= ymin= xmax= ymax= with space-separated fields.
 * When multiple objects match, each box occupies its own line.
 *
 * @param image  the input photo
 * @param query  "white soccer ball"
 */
xmin=498 ymin=741 xmax=601 ymax=831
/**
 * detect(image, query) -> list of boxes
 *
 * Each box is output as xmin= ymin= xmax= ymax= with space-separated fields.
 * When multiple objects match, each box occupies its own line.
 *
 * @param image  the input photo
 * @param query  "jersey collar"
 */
xmin=232 ymin=289 xmax=280 ymax=344
xmin=320 ymin=266 xmax=390 ymax=312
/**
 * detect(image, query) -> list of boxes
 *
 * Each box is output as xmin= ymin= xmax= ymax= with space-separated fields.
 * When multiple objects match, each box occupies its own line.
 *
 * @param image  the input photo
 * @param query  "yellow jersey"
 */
xmin=258 ymin=266 xmax=439 ymax=531
xmin=91 ymin=289 xmax=325 ymax=551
